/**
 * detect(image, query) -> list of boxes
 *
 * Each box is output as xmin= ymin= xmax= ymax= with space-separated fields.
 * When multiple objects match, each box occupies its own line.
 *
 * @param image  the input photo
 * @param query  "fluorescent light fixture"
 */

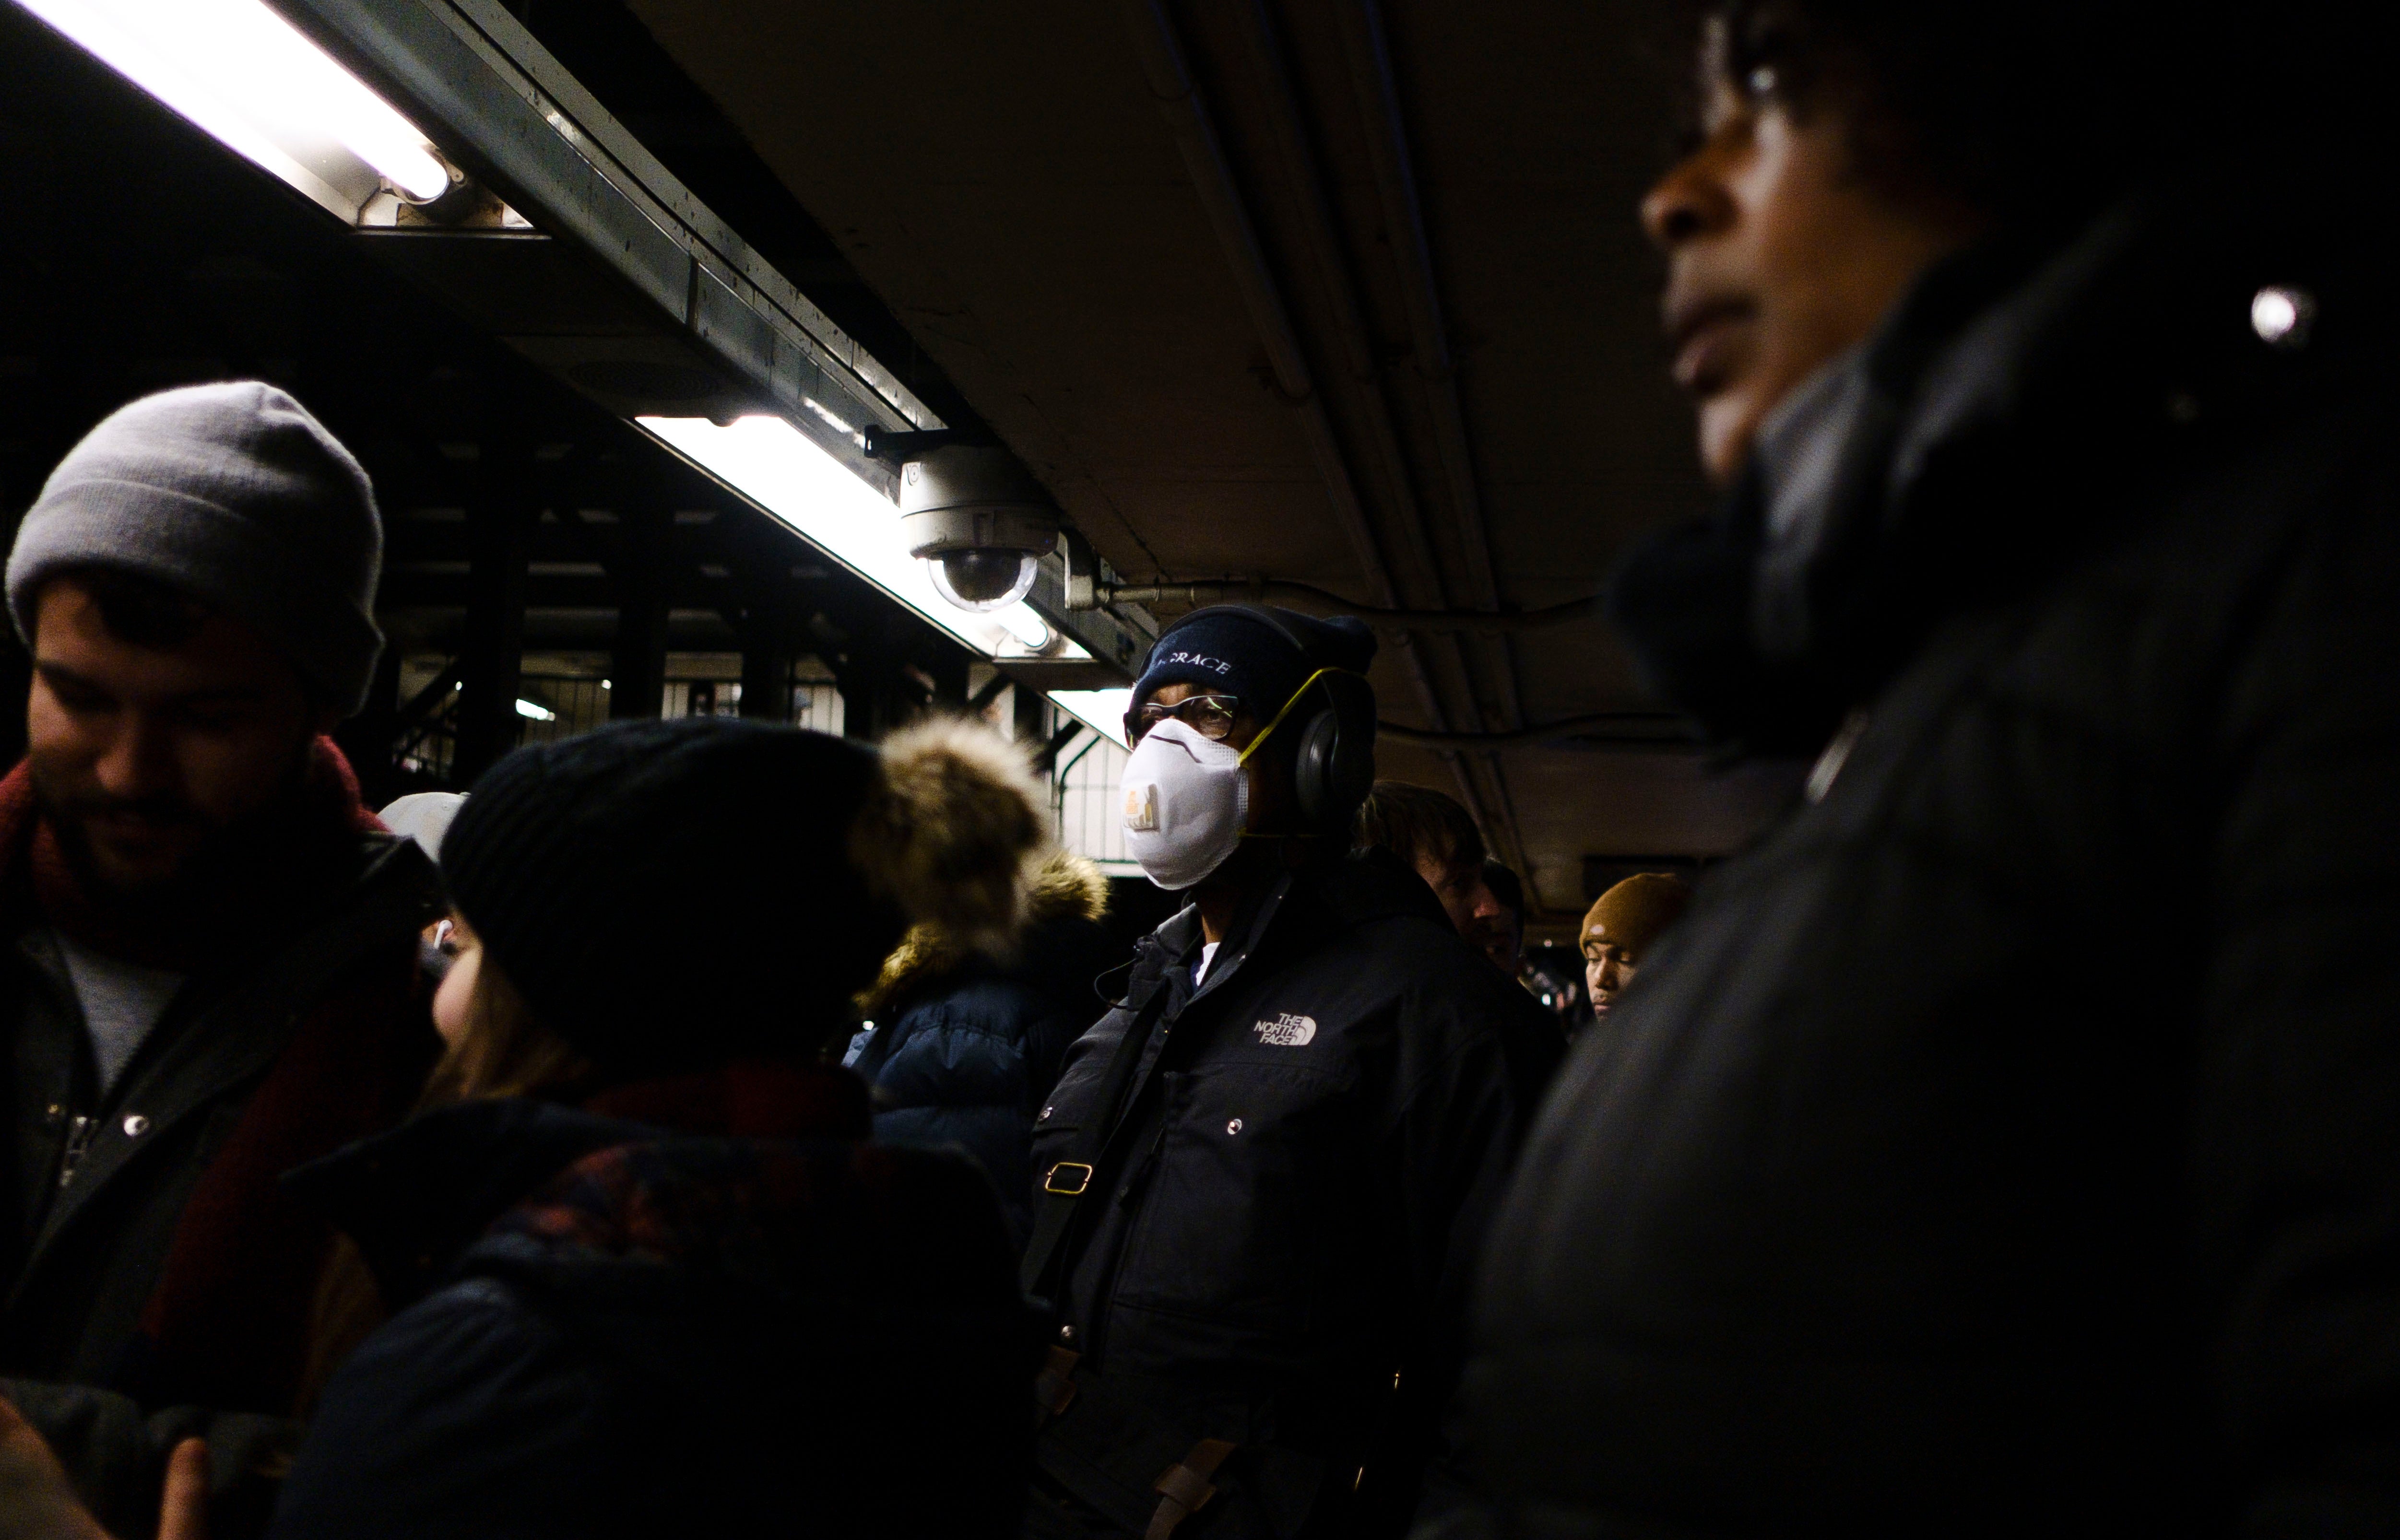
xmin=515 ymin=698 xmax=556 ymax=722
xmin=638 ymin=415 xmax=1086 ymax=667
xmin=16 ymin=0 xmax=450 ymax=218
xmin=999 ymin=608 xmax=1053 ymax=651
xmin=1049 ymin=689 xmax=1132 ymax=749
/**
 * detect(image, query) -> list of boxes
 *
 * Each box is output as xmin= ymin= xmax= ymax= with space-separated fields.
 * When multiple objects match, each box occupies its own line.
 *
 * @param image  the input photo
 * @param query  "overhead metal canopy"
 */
xmin=154 ymin=0 xmax=1802 ymax=929
xmin=279 ymin=0 xmax=1158 ymax=685
xmin=0 ymin=0 xmax=1014 ymax=799
xmin=602 ymin=0 xmax=1795 ymax=929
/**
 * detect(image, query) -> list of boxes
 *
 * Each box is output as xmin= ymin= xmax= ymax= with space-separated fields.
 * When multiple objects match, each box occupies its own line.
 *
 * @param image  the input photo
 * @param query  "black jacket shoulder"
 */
xmin=276 ymin=1097 xmax=1035 ymax=1540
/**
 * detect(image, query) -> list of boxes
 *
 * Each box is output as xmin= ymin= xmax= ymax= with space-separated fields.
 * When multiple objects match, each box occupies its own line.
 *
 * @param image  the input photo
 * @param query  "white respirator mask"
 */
xmin=1119 ymin=717 xmax=1252 ymax=891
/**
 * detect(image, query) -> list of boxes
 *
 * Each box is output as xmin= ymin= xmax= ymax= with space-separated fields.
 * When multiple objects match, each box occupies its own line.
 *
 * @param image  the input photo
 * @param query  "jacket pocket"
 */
xmin=1110 ymin=1061 xmax=1355 ymax=1336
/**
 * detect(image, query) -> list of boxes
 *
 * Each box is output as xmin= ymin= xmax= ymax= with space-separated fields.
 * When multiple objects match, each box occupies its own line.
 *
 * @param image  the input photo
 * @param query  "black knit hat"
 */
xmin=441 ymin=717 xmax=1046 ymax=1076
xmin=1133 ymin=605 xmax=1378 ymax=718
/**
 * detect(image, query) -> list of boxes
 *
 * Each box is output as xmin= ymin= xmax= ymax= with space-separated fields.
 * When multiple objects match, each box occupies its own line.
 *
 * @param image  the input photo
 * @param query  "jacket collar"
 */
xmin=1608 ymin=185 xmax=2350 ymax=756
xmin=287 ymin=1097 xmax=650 ymax=1309
xmin=289 ymin=1061 xmax=871 ymax=1309
xmin=1128 ymin=847 xmax=1449 ymax=1008
xmin=855 ymin=849 xmax=1111 ymax=1019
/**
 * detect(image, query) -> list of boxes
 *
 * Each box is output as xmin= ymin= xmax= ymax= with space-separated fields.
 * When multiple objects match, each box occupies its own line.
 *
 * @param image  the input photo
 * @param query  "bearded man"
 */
xmin=0 ymin=384 xmax=439 ymax=1528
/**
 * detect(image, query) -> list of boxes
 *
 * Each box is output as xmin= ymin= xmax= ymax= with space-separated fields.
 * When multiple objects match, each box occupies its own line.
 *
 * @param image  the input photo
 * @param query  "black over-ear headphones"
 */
xmin=1288 ymin=668 xmax=1376 ymax=837
xmin=1139 ymin=606 xmax=1377 ymax=839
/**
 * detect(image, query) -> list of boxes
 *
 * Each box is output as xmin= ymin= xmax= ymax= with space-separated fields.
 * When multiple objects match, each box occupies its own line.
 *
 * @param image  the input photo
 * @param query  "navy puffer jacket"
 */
xmin=848 ymin=851 xmax=1114 ymax=1237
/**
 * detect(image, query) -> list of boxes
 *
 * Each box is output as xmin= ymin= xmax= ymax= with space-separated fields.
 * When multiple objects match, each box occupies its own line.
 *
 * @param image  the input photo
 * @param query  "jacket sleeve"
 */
xmin=0 ymin=1379 xmax=300 ymax=1540
xmin=1022 ymin=993 xmax=1103 ymax=1115
xmin=2198 ymin=494 xmax=2400 ymax=1536
xmin=1378 ymin=971 xmax=1539 ymax=1533
xmin=266 ymin=1279 xmax=610 ymax=1540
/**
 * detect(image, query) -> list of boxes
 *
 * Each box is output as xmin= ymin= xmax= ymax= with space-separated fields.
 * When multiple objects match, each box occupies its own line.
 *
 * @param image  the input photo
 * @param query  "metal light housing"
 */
xmin=900 ymin=446 xmax=1060 ymax=612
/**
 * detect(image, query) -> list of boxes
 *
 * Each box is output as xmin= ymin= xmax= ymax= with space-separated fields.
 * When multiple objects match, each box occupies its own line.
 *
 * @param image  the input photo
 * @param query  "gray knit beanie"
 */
xmin=6 ymin=383 xmax=384 ymax=715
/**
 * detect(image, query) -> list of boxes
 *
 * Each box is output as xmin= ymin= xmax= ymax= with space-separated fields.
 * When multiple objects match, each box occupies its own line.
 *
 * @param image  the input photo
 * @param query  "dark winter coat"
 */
xmin=0 ymin=745 xmax=441 ymax=1535
xmin=850 ymin=850 xmax=1115 ymax=1236
xmin=1468 ymin=194 xmax=2400 ymax=1535
xmin=1029 ymin=849 xmax=1560 ymax=1539
xmin=271 ymin=1063 xmax=1035 ymax=1540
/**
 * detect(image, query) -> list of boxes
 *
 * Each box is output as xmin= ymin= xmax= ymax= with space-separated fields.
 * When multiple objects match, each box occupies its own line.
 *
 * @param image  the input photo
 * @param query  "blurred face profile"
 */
xmin=1414 ymin=855 xmax=1520 ymax=976
xmin=1642 ymin=24 xmax=1987 ymax=482
xmin=1416 ymin=854 xmax=1485 ymax=939
xmin=26 ymin=576 xmax=320 ymax=899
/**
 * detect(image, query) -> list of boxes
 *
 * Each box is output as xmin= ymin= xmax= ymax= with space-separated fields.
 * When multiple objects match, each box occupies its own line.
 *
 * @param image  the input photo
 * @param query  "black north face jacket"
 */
xmin=1029 ymin=851 xmax=1558 ymax=1538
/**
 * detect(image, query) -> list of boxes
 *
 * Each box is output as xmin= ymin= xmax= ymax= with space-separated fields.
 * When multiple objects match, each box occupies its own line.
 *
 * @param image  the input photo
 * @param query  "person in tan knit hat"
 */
xmin=1579 ymin=873 xmax=1692 ymax=1023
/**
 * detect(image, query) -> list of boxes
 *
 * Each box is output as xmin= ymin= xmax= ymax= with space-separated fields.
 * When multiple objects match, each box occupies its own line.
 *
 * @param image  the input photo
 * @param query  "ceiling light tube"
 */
xmin=14 ymin=0 xmax=450 ymax=217
xmin=638 ymin=414 xmax=1086 ymax=667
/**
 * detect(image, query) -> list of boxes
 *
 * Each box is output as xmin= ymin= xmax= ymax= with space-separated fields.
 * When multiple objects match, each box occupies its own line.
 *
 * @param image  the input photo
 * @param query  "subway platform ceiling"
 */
xmin=2 ymin=0 xmax=1802 ymax=932
xmin=620 ymin=0 xmax=1799 ymax=921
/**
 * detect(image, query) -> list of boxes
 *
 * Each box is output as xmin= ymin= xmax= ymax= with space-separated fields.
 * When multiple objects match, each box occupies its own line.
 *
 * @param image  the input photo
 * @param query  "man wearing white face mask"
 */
xmin=1022 ymin=606 xmax=1560 ymax=1540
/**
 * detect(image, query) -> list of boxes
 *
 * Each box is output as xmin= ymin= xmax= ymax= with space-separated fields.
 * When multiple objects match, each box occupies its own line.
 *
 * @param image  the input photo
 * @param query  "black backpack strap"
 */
xmin=1020 ymin=980 xmax=1173 ymax=1303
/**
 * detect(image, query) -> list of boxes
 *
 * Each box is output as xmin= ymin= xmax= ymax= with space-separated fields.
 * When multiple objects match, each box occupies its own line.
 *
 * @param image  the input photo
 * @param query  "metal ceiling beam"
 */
xmin=278 ymin=0 xmax=1156 ymax=682
xmin=1214 ymin=0 xmax=1537 ymax=884
xmin=1092 ymin=578 xmax=1605 ymax=632
xmin=1226 ymin=0 xmax=1445 ymax=612
xmin=1331 ymin=0 xmax=1549 ymax=896
xmin=1116 ymin=0 xmax=1513 ymax=838
xmin=1112 ymin=0 xmax=1393 ymax=610
xmin=1331 ymin=0 xmax=1510 ymax=638
xmin=283 ymin=0 xmax=942 ymax=462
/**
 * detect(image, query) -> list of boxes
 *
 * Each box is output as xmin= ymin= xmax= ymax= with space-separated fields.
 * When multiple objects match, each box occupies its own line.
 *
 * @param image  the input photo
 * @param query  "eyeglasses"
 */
xmin=1125 ymin=693 xmax=1241 ymax=744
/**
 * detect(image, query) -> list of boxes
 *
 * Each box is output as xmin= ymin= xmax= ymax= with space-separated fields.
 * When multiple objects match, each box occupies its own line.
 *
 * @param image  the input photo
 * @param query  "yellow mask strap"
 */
xmin=1234 ymin=667 xmax=1360 ymax=767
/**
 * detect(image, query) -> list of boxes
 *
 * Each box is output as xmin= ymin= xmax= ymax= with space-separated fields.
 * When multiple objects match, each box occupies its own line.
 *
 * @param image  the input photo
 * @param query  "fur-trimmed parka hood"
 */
xmin=857 ymin=847 xmax=1110 ymax=1020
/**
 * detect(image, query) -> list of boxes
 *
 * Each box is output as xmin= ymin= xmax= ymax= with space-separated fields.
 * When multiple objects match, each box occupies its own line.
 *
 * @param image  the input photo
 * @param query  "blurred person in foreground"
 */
xmin=1463 ymin=3 xmax=2400 ymax=1534
xmin=0 ymin=385 xmax=439 ymax=1528
xmin=849 ymin=844 xmax=1116 ymax=1241
xmin=273 ymin=717 xmax=1043 ymax=1538
xmin=1575 ymin=873 xmax=1692 ymax=1028
xmin=0 ymin=717 xmax=1049 ymax=1540
xmin=1026 ymin=608 xmax=1553 ymax=1539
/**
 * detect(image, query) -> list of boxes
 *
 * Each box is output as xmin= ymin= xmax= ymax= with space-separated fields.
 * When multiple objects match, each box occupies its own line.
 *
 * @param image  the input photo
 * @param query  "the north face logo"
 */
xmin=1253 ymin=1012 xmax=1317 ymax=1046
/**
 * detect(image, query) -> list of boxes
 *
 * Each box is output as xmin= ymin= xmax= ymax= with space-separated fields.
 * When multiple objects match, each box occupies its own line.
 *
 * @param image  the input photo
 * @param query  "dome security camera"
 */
xmin=899 ymin=447 xmax=1061 ymax=612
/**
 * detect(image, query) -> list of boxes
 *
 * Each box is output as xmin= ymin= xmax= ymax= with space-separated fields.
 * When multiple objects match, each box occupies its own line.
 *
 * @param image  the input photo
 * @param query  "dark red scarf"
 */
xmin=0 ymin=737 xmax=386 ymax=973
xmin=584 ymin=1058 xmax=873 ymax=1141
xmin=0 ymin=739 xmax=440 ymax=1412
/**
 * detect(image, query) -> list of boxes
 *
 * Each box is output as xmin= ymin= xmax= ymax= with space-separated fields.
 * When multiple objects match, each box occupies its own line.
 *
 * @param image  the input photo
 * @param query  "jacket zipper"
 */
xmin=57 ymin=1115 xmax=98 ymax=1188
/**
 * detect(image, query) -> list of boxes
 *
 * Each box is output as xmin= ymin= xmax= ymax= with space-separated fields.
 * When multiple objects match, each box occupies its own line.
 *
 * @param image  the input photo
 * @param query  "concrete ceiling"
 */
xmin=620 ymin=0 xmax=1791 ymax=929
